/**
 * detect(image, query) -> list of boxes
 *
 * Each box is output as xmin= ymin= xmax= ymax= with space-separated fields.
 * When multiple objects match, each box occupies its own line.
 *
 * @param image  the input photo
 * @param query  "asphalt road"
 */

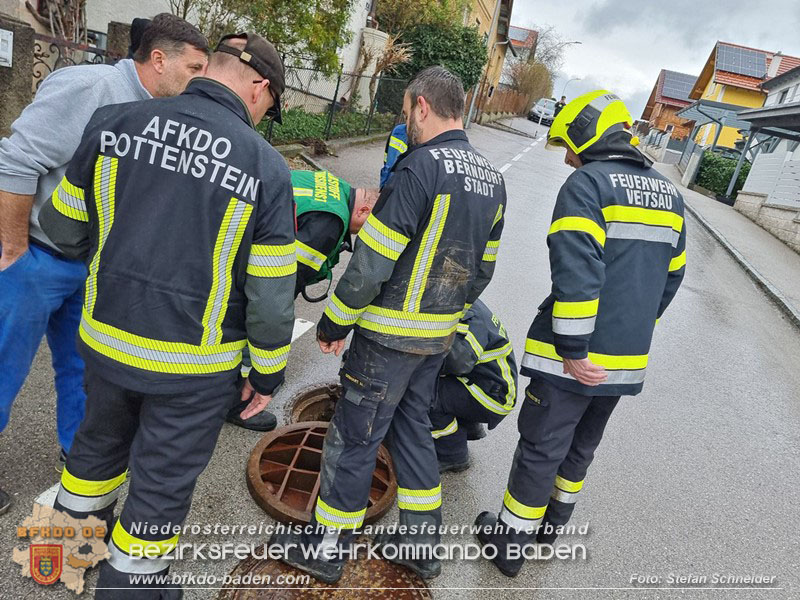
xmin=2 ymin=118 xmax=799 ymax=599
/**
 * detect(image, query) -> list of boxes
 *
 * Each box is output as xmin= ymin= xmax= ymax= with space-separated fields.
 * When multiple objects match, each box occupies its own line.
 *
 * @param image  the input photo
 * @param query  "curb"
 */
xmin=325 ymin=131 xmax=391 ymax=155
xmin=298 ymin=153 xmax=326 ymax=171
xmin=684 ymin=201 xmax=800 ymax=329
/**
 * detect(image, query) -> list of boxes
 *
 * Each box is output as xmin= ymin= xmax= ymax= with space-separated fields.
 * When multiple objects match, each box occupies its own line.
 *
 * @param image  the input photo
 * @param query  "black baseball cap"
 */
xmin=215 ymin=32 xmax=285 ymax=123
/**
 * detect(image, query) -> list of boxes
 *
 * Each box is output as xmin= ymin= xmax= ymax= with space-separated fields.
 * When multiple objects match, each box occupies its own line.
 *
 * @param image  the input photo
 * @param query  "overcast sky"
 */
xmin=512 ymin=0 xmax=800 ymax=117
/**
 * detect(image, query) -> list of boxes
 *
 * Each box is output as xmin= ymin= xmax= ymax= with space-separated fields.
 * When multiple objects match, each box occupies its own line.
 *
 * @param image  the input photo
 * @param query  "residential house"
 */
xmin=688 ymin=41 xmax=800 ymax=149
xmin=499 ymin=24 xmax=537 ymax=88
xmin=641 ymin=69 xmax=697 ymax=140
xmin=466 ymin=0 xmax=515 ymax=93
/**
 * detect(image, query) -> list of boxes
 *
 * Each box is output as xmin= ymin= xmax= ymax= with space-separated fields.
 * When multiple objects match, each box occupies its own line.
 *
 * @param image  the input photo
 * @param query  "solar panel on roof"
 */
xmin=716 ymin=44 xmax=767 ymax=78
xmin=661 ymin=71 xmax=696 ymax=101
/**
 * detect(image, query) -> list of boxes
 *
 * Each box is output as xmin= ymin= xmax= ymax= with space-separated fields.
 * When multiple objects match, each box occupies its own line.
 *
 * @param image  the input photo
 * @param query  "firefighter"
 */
xmin=380 ymin=122 xmax=408 ymax=188
xmin=226 ymin=170 xmax=379 ymax=431
xmin=271 ymin=66 xmax=507 ymax=583
xmin=39 ymin=33 xmax=294 ymax=598
xmin=431 ymin=299 xmax=518 ymax=473
xmin=474 ymin=90 xmax=687 ymax=577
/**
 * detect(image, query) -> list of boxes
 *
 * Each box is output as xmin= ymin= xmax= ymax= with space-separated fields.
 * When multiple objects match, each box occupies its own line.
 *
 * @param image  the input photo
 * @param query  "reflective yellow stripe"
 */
xmin=292 ymin=187 xmax=313 ymax=197
xmin=405 ymin=194 xmax=450 ymax=311
xmin=315 ymin=498 xmax=365 ymax=529
xmin=52 ymin=176 xmax=88 ymax=222
xmin=86 ymin=155 xmax=118 ymax=316
xmin=461 ymin=328 xmax=484 ymax=358
xmin=248 ymin=342 xmax=290 ymax=375
xmin=358 ymin=213 xmax=410 ymax=260
xmin=482 ymin=239 xmax=500 ymax=262
xmin=389 ymin=136 xmax=408 ymax=153
xmin=549 ymin=216 xmax=606 ymax=247
xmin=492 ymin=203 xmax=503 ymax=228
xmin=553 ymin=298 xmax=599 ymax=318
xmin=61 ymin=467 xmax=126 ymax=497
xmin=669 ymin=250 xmax=686 ymax=272
xmin=112 ymin=521 xmax=178 ymax=557
xmin=397 ymin=485 xmax=442 ymax=511
xmin=554 ymin=475 xmax=584 ymax=493
xmin=357 ymin=306 xmax=460 ymax=338
xmin=201 ymin=198 xmax=253 ymax=346
xmin=459 ymin=378 xmax=515 ymax=416
xmin=524 ymin=339 xmax=649 ymax=370
xmin=79 ymin=309 xmax=245 ymax=374
xmin=431 ymin=418 xmax=458 ymax=439
xmin=247 ymin=243 xmax=297 ymax=278
xmin=602 ymin=205 xmax=683 ymax=233
xmin=295 ymin=240 xmax=327 ymax=271
xmin=503 ymin=489 xmax=547 ymax=519
xmin=324 ymin=293 xmax=363 ymax=326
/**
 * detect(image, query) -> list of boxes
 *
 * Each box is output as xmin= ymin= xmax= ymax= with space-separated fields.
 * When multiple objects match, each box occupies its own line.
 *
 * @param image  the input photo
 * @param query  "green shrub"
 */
xmin=695 ymin=150 xmax=751 ymax=198
xmin=257 ymin=108 xmax=397 ymax=146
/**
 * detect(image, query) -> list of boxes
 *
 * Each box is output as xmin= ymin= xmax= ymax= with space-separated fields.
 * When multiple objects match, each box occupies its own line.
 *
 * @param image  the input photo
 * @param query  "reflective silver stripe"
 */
xmin=522 ymin=353 xmax=647 ymax=384
xmin=206 ymin=201 xmax=249 ymax=345
xmin=296 ymin=245 xmax=325 ymax=269
xmin=249 ymin=345 xmax=290 ymax=371
xmin=499 ymin=508 xmax=541 ymax=534
xmin=108 ymin=542 xmax=172 ymax=575
xmin=552 ymin=316 xmax=596 ymax=335
xmin=248 ymin=251 xmax=296 ymax=269
xmin=359 ymin=310 xmax=459 ymax=332
xmin=80 ymin=315 xmax=243 ymax=366
xmin=86 ymin=156 xmax=116 ymax=313
xmin=57 ymin=185 xmax=87 ymax=212
xmin=459 ymin=378 xmax=513 ymax=416
xmin=56 ymin=486 xmax=121 ymax=513
xmin=606 ymin=222 xmax=680 ymax=247
xmin=325 ymin=297 xmax=361 ymax=325
xmin=406 ymin=194 xmax=450 ymax=311
xmin=483 ymin=244 xmax=499 ymax=258
xmin=315 ymin=505 xmax=363 ymax=527
xmin=551 ymin=488 xmax=580 ymax=504
xmin=361 ymin=218 xmax=408 ymax=256
xmin=431 ymin=418 xmax=458 ymax=439
xmin=397 ymin=491 xmax=442 ymax=509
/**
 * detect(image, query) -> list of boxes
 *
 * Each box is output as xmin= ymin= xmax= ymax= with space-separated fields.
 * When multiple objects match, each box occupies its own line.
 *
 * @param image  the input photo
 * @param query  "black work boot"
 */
xmin=226 ymin=402 xmax=277 ymax=432
xmin=464 ymin=421 xmax=487 ymax=441
xmin=474 ymin=511 xmax=524 ymax=577
xmin=0 ymin=486 xmax=10 ymax=515
xmin=373 ymin=532 xmax=441 ymax=580
xmin=437 ymin=452 xmax=471 ymax=474
xmin=269 ymin=531 xmax=344 ymax=584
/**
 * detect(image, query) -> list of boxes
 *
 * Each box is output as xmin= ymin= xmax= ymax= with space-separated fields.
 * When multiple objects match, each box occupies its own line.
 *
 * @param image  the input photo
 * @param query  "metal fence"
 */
xmin=679 ymin=138 xmax=699 ymax=171
xmin=32 ymin=33 xmax=107 ymax=91
xmin=262 ymin=57 xmax=408 ymax=146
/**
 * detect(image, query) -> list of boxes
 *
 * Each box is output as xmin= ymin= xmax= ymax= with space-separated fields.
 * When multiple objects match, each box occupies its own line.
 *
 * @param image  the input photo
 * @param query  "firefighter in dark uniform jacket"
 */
xmin=272 ymin=66 xmax=507 ymax=583
xmin=475 ymin=90 xmax=687 ymax=577
xmin=227 ymin=170 xmax=379 ymax=431
xmin=39 ymin=33 xmax=294 ymax=598
xmin=431 ymin=299 xmax=518 ymax=473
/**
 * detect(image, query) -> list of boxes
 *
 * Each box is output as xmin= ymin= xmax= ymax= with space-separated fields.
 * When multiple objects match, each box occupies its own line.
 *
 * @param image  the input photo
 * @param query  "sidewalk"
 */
xmin=658 ymin=162 xmax=800 ymax=326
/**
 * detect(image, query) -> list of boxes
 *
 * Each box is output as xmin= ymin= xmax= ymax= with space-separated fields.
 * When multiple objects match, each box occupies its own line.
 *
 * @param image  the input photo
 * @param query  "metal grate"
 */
xmin=716 ymin=44 xmax=767 ymax=78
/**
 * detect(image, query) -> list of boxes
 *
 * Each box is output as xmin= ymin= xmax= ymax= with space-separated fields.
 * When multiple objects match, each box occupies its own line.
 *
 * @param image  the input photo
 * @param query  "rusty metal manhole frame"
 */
xmin=284 ymin=380 xmax=342 ymax=424
xmin=247 ymin=421 xmax=396 ymax=525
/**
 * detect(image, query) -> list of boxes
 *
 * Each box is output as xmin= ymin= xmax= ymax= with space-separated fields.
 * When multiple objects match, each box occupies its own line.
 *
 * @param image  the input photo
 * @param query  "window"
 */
xmin=778 ymin=89 xmax=789 ymax=104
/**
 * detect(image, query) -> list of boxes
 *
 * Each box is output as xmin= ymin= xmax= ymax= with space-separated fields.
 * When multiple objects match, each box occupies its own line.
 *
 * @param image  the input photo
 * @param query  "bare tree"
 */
xmin=26 ymin=0 xmax=87 ymax=43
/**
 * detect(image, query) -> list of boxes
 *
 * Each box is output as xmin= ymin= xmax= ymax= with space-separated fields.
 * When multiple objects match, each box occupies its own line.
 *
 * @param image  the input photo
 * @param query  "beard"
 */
xmin=407 ymin=112 xmax=422 ymax=146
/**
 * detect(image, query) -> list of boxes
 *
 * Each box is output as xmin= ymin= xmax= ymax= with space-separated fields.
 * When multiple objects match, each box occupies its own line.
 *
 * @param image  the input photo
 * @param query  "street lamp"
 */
xmin=561 ymin=77 xmax=582 ymax=98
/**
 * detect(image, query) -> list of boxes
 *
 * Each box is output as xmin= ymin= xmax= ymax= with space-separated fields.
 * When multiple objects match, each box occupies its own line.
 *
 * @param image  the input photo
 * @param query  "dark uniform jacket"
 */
xmin=522 ymin=155 xmax=686 ymax=397
xmin=442 ymin=299 xmax=518 ymax=423
xmin=318 ymin=129 xmax=507 ymax=355
xmin=39 ymin=78 xmax=296 ymax=395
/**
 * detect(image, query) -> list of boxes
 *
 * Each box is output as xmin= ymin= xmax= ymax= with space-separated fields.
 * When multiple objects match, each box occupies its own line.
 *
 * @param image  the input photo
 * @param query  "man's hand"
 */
xmin=239 ymin=378 xmax=272 ymax=420
xmin=318 ymin=338 xmax=346 ymax=356
xmin=0 ymin=191 xmax=34 ymax=270
xmin=563 ymin=357 xmax=607 ymax=386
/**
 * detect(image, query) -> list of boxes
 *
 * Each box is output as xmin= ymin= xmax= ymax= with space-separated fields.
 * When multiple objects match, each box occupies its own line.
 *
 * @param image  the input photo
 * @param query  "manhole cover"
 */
xmin=247 ymin=422 xmax=396 ymax=525
xmin=285 ymin=381 xmax=342 ymax=424
xmin=218 ymin=544 xmax=432 ymax=599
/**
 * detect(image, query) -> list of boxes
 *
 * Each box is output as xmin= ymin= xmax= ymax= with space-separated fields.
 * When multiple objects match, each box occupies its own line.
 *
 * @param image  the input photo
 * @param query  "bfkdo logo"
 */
xmin=31 ymin=544 xmax=63 ymax=585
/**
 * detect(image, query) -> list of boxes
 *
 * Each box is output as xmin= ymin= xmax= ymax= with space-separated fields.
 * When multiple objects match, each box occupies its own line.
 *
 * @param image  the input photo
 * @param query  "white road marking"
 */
xmin=530 ymin=140 xmax=538 ymax=147
xmin=35 ymin=482 xmax=60 ymax=508
xmin=523 ymin=147 xmax=531 ymax=153
xmin=499 ymin=163 xmax=512 ymax=173
xmin=292 ymin=318 xmax=315 ymax=342
xmin=512 ymin=153 xmax=523 ymax=161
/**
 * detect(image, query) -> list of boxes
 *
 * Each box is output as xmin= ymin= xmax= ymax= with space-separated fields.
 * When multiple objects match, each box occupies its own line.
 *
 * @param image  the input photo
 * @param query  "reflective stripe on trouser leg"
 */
xmin=57 ymin=467 xmax=127 ymax=513
xmin=388 ymin=352 xmax=446 ymax=545
xmin=107 ymin=519 xmax=177 ymax=575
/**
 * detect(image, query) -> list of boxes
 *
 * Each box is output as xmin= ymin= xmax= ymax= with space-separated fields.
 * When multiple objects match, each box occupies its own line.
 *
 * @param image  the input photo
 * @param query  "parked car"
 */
xmin=528 ymin=98 xmax=556 ymax=125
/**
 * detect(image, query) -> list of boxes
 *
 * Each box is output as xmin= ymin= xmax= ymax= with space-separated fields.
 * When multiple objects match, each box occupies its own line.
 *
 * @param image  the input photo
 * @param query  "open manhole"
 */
xmin=285 ymin=381 xmax=342 ymax=424
xmin=247 ymin=422 xmax=396 ymax=525
xmin=218 ymin=542 xmax=432 ymax=599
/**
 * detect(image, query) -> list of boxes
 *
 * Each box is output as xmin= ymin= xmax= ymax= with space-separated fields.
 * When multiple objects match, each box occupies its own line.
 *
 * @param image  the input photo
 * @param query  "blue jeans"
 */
xmin=0 ymin=243 xmax=88 ymax=451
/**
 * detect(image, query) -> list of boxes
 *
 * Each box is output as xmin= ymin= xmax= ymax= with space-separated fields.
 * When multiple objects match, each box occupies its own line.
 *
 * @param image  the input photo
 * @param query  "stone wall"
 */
xmin=0 ymin=12 xmax=33 ymax=137
xmin=735 ymin=191 xmax=800 ymax=255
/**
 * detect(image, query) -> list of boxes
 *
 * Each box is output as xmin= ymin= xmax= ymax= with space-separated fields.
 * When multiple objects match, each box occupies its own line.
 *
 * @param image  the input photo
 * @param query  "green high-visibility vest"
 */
xmin=291 ymin=170 xmax=352 ymax=285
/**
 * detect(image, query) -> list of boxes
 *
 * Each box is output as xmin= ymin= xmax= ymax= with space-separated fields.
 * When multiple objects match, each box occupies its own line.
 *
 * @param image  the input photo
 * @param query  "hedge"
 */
xmin=695 ymin=151 xmax=751 ymax=198
xmin=258 ymin=108 xmax=397 ymax=146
